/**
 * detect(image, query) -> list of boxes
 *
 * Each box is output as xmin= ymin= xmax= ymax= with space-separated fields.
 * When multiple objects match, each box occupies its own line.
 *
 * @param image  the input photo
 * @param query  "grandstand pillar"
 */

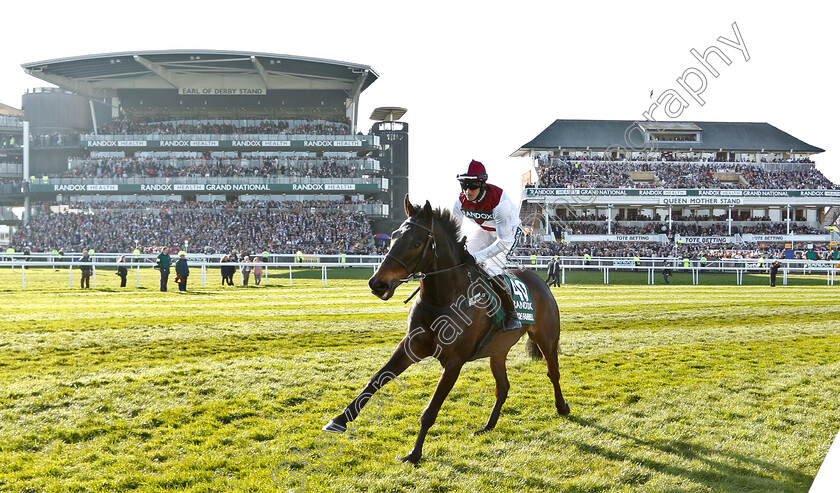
xmin=543 ymin=207 xmax=551 ymax=236
xmin=23 ymin=121 xmax=29 ymax=181
xmin=785 ymin=204 xmax=791 ymax=235
xmin=23 ymin=121 xmax=31 ymax=225
xmin=668 ymin=206 xmax=673 ymax=232
xmin=89 ymin=100 xmax=99 ymax=135
xmin=728 ymin=205 xmax=733 ymax=235
xmin=23 ymin=196 xmax=30 ymax=224
xmin=607 ymin=204 xmax=613 ymax=234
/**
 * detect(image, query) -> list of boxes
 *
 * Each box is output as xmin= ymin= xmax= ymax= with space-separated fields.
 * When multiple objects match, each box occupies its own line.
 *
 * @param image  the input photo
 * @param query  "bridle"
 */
xmin=384 ymin=217 xmax=438 ymax=283
xmin=383 ymin=215 xmax=468 ymax=303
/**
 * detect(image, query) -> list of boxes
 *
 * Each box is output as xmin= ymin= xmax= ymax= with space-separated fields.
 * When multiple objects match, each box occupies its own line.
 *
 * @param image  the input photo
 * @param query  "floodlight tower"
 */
xmin=370 ymin=107 xmax=408 ymax=233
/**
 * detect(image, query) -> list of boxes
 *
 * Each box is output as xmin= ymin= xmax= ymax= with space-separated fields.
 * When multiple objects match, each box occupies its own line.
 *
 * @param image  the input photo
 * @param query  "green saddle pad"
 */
xmin=489 ymin=273 xmax=536 ymax=325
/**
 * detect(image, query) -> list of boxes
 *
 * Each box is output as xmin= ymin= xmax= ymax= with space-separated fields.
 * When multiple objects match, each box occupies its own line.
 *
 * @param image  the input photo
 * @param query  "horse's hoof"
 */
xmin=474 ymin=426 xmax=492 ymax=436
xmin=558 ymin=401 xmax=571 ymax=416
xmin=322 ymin=420 xmax=346 ymax=433
xmin=401 ymin=452 xmax=421 ymax=465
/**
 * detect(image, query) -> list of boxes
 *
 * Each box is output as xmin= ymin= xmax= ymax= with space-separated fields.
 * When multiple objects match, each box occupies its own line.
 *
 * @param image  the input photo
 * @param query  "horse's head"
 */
xmin=369 ymin=195 xmax=454 ymax=300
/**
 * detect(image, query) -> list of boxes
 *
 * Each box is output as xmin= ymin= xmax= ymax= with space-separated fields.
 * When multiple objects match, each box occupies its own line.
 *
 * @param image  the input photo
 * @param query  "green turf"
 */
xmin=0 ymin=267 xmax=838 ymax=492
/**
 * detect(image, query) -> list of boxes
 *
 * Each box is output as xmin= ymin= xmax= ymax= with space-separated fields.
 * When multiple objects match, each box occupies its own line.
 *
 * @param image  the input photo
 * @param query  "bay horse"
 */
xmin=323 ymin=195 xmax=570 ymax=464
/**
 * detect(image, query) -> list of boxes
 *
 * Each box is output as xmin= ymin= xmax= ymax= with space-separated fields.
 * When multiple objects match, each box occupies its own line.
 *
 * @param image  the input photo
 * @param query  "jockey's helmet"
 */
xmin=456 ymin=160 xmax=488 ymax=190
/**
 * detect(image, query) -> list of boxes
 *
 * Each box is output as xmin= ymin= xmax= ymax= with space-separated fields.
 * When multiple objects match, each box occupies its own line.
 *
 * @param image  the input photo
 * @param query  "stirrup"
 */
xmin=500 ymin=313 xmax=522 ymax=332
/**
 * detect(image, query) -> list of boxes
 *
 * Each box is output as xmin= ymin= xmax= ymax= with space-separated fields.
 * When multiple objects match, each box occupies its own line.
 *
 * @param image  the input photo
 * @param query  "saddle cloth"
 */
xmin=488 ymin=273 xmax=536 ymax=326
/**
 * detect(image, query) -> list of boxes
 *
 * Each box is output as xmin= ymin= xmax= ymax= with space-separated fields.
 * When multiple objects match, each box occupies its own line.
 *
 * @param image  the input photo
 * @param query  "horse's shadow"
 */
xmin=566 ymin=415 xmax=813 ymax=491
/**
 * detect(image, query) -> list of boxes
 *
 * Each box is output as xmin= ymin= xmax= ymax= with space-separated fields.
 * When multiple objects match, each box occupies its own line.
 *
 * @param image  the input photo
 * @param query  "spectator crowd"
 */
xmin=534 ymin=158 xmax=838 ymax=190
xmin=62 ymin=155 xmax=371 ymax=179
xmin=516 ymin=241 xmax=838 ymax=262
xmin=29 ymin=131 xmax=82 ymax=148
xmin=11 ymin=200 xmax=377 ymax=255
xmin=98 ymin=116 xmax=352 ymax=136
xmin=560 ymin=221 xmax=819 ymax=236
xmin=28 ymin=116 xmax=356 ymax=148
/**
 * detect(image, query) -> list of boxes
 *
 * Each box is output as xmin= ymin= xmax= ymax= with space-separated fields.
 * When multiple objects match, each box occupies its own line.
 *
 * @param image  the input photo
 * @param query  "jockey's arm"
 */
xmin=473 ymin=198 xmax=520 ymax=264
xmin=452 ymin=199 xmax=463 ymax=218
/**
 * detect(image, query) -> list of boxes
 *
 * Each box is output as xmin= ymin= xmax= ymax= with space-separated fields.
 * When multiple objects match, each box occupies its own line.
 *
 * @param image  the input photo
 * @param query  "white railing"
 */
xmin=0 ymin=253 xmax=384 ymax=289
xmin=1 ymin=253 xmax=837 ymax=289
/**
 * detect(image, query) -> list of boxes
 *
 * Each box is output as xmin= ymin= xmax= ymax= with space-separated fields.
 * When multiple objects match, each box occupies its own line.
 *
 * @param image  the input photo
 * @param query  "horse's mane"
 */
xmin=410 ymin=203 xmax=471 ymax=261
xmin=433 ymin=207 xmax=462 ymax=244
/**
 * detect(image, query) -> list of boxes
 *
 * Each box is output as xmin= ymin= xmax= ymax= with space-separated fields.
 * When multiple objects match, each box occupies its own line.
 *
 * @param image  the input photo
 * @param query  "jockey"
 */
xmin=453 ymin=159 xmax=522 ymax=331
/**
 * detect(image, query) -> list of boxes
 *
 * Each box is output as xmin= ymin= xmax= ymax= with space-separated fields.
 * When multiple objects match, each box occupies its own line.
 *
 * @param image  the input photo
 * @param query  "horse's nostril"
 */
xmin=369 ymin=278 xmax=387 ymax=293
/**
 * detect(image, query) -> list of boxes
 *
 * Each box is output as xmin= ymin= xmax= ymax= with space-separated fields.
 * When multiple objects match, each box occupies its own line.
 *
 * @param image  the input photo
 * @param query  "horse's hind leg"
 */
xmin=530 ymin=331 xmax=571 ymax=416
xmin=475 ymin=351 xmax=510 ymax=434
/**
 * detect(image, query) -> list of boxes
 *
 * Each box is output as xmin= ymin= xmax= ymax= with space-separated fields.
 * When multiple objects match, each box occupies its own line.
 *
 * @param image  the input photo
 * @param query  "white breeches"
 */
xmin=466 ymin=228 xmax=508 ymax=277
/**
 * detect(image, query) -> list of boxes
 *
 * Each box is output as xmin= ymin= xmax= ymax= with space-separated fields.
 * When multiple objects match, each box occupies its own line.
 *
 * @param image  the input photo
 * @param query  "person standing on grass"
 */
xmin=220 ymin=255 xmax=229 ymax=286
xmin=155 ymin=246 xmax=172 ymax=292
xmin=545 ymin=256 xmax=556 ymax=284
xmin=662 ymin=260 xmax=672 ymax=285
xmin=77 ymin=250 xmax=92 ymax=289
xmin=550 ymin=256 xmax=561 ymax=287
xmin=175 ymin=251 xmax=189 ymax=292
xmin=223 ymin=255 xmax=235 ymax=286
xmin=769 ymin=260 xmax=781 ymax=287
xmin=116 ymin=255 xmax=128 ymax=287
xmin=252 ymin=256 xmax=263 ymax=285
xmin=240 ymin=255 xmax=251 ymax=286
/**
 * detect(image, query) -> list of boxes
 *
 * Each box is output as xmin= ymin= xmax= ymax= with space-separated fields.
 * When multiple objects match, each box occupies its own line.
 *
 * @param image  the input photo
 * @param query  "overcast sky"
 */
xmin=1 ymin=1 xmax=836 ymax=209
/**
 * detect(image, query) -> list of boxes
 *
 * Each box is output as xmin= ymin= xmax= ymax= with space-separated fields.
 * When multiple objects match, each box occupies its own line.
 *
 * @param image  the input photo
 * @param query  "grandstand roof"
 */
xmin=512 ymin=119 xmax=824 ymax=156
xmin=0 ymin=102 xmax=22 ymax=117
xmin=21 ymin=50 xmax=378 ymax=99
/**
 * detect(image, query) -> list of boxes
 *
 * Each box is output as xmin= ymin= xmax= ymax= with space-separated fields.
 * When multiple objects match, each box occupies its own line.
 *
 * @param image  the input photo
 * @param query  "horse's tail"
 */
xmin=525 ymin=338 xmax=542 ymax=361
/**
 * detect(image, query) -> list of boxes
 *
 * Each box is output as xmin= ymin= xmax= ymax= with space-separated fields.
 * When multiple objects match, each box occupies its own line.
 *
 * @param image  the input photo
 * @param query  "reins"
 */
xmin=400 ymin=263 xmax=468 ymax=304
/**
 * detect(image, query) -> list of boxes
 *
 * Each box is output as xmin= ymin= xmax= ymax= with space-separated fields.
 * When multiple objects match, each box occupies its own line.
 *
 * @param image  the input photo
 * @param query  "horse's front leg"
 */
xmin=323 ymin=336 xmax=425 ymax=433
xmin=402 ymin=362 xmax=464 ymax=464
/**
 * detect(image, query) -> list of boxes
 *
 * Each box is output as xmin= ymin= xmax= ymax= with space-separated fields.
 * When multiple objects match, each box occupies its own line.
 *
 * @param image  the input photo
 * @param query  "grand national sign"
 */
xmin=31 ymin=182 xmax=382 ymax=194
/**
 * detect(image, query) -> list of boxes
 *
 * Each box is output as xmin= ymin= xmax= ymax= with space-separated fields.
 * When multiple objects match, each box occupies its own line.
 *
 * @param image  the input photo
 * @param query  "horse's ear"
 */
xmin=404 ymin=194 xmax=417 ymax=217
xmin=423 ymin=200 xmax=433 ymax=216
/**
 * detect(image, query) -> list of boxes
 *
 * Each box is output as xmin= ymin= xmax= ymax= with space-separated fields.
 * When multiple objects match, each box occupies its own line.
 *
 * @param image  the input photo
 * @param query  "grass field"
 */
xmin=0 ymin=267 xmax=838 ymax=492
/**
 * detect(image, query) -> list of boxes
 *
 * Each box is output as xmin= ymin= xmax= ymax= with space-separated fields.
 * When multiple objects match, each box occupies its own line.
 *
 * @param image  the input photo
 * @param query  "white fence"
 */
xmin=0 ymin=253 xmax=383 ymax=290
xmin=0 ymin=253 xmax=837 ymax=289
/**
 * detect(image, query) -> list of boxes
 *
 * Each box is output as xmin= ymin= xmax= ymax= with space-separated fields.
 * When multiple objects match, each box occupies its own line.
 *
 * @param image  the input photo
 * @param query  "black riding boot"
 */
xmin=490 ymin=275 xmax=522 ymax=331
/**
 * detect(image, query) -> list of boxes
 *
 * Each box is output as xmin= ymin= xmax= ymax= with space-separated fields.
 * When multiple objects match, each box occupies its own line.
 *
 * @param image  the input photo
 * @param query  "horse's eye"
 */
xmin=413 ymin=242 xmax=421 ymax=248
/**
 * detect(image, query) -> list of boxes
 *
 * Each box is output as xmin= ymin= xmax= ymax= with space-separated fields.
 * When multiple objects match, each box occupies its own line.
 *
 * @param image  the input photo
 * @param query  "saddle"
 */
xmin=414 ymin=268 xmax=535 ymax=362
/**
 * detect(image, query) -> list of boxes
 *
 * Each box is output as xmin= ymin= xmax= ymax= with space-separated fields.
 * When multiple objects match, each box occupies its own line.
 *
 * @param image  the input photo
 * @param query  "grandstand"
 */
xmin=0 ymin=103 xmax=23 ymax=246
xmin=513 ymin=119 xmax=840 ymax=261
xmin=3 ymin=50 xmax=409 ymax=255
